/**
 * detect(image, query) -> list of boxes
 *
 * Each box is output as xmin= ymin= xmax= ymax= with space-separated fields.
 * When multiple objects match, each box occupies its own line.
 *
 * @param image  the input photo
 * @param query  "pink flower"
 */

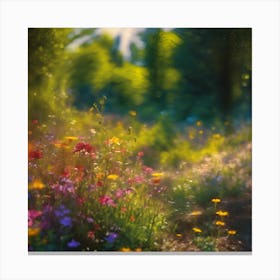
xmin=137 ymin=151 xmax=144 ymax=159
xmin=143 ymin=166 xmax=154 ymax=174
xmin=127 ymin=176 xmax=144 ymax=185
xmin=115 ymin=189 xmax=124 ymax=199
xmin=134 ymin=175 xmax=144 ymax=184
xmin=125 ymin=188 xmax=134 ymax=195
xmin=99 ymin=195 xmax=116 ymax=207
xmin=28 ymin=209 xmax=42 ymax=227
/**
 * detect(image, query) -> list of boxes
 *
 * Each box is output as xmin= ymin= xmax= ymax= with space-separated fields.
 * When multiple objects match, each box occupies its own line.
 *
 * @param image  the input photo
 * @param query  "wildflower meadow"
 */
xmin=28 ymin=28 xmax=252 ymax=252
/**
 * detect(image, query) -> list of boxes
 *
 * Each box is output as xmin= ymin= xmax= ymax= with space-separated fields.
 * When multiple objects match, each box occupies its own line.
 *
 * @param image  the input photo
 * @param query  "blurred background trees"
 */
xmin=28 ymin=28 xmax=251 ymax=130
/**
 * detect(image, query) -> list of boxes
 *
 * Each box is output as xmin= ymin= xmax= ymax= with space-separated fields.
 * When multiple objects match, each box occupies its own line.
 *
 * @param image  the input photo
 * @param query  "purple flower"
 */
xmin=55 ymin=205 xmax=70 ymax=217
xmin=43 ymin=204 xmax=53 ymax=213
xmin=51 ymin=178 xmax=75 ymax=194
xmin=105 ymin=232 xmax=118 ymax=243
xmin=86 ymin=217 xmax=94 ymax=223
xmin=67 ymin=239 xmax=80 ymax=248
xmin=60 ymin=216 xmax=72 ymax=227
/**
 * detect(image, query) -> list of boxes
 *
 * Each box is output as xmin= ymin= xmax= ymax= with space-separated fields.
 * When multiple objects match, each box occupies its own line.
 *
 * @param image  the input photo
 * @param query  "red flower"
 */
xmin=61 ymin=166 xmax=71 ymax=178
xmin=73 ymin=142 xmax=94 ymax=154
xmin=77 ymin=197 xmax=85 ymax=205
xmin=87 ymin=231 xmax=95 ymax=239
xmin=28 ymin=150 xmax=43 ymax=160
xmin=97 ymin=181 xmax=103 ymax=187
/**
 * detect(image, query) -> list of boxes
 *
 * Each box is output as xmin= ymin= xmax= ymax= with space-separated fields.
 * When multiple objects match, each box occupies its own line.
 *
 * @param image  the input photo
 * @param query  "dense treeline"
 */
xmin=28 ymin=28 xmax=251 ymax=129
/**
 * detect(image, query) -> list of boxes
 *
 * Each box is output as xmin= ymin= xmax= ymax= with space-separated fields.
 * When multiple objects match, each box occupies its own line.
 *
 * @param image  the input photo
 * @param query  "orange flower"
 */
xmin=129 ymin=215 xmax=135 ymax=222
xmin=120 ymin=247 xmax=131 ymax=252
xmin=29 ymin=179 xmax=45 ymax=190
xmin=28 ymin=227 xmax=40 ymax=237
xmin=151 ymin=177 xmax=161 ymax=185
xmin=109 ymin=137 xmax=121 ymax=145
xmin=64 ymin=136 xmax=78 ymax=142
xmin=96 ymin=173 xmax=104 ymax=179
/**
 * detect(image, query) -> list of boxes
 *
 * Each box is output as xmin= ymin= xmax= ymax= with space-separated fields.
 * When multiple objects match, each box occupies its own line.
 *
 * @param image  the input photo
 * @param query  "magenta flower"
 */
xmin=28 ymin=209 xmax=42 ymax=219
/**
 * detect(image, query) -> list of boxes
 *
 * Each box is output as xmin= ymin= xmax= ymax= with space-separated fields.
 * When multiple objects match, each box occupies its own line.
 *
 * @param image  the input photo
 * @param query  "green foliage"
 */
xmin=109 ymin=63 xmax=149 ymax=109
xmin=28 ymin=28 xmax=73 ymax=121
xmin=193 ymin=236 xmax=216 ymax=251
xmin=28 ymin=28 xmax=252 ymax=251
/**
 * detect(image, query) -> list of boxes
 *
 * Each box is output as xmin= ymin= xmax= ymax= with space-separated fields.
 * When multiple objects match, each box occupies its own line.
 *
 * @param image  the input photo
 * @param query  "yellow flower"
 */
xmin=196 ymin=120 xmax=202 ymax=127
xmin=129 ymin=111 xmax=137 ymax=117
xmin=107 ymin=174 xmax=119 ymax=180
xmin=215 ymin=221 xmax=225 ymax=226
xmin=135 ymin=248 xmax=142 ymax=252
xmin=64 ymin=136 xmax=78 ymax=141
xmin=151 ymin=172 xmax=164 ymax=177
xmin=216 ymin=210 xmax=229 ymax=217
xmin=109 ymin=137 xmax=121 ymax=145
xmin=189 ymin=211 xmax=202 ymax=216
xmin=228 ymin=230 xmax=237 ymax=235
xmin=212 ymin=134 xmax=221 ymax=139
xmin=211 ymin=198 xmax=221 ymax=203
xmin=176 ymin=233 xmax=182 ymax=237
xmin=192 ymin=227 xmax=202 ymax=233
xmin=28 ymin=227 xmax=40 ymax=237
xmin=29 ymin=179 xmax=45 ymax=190
xmin=120 ymin=247 xmax=131 ymax=252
